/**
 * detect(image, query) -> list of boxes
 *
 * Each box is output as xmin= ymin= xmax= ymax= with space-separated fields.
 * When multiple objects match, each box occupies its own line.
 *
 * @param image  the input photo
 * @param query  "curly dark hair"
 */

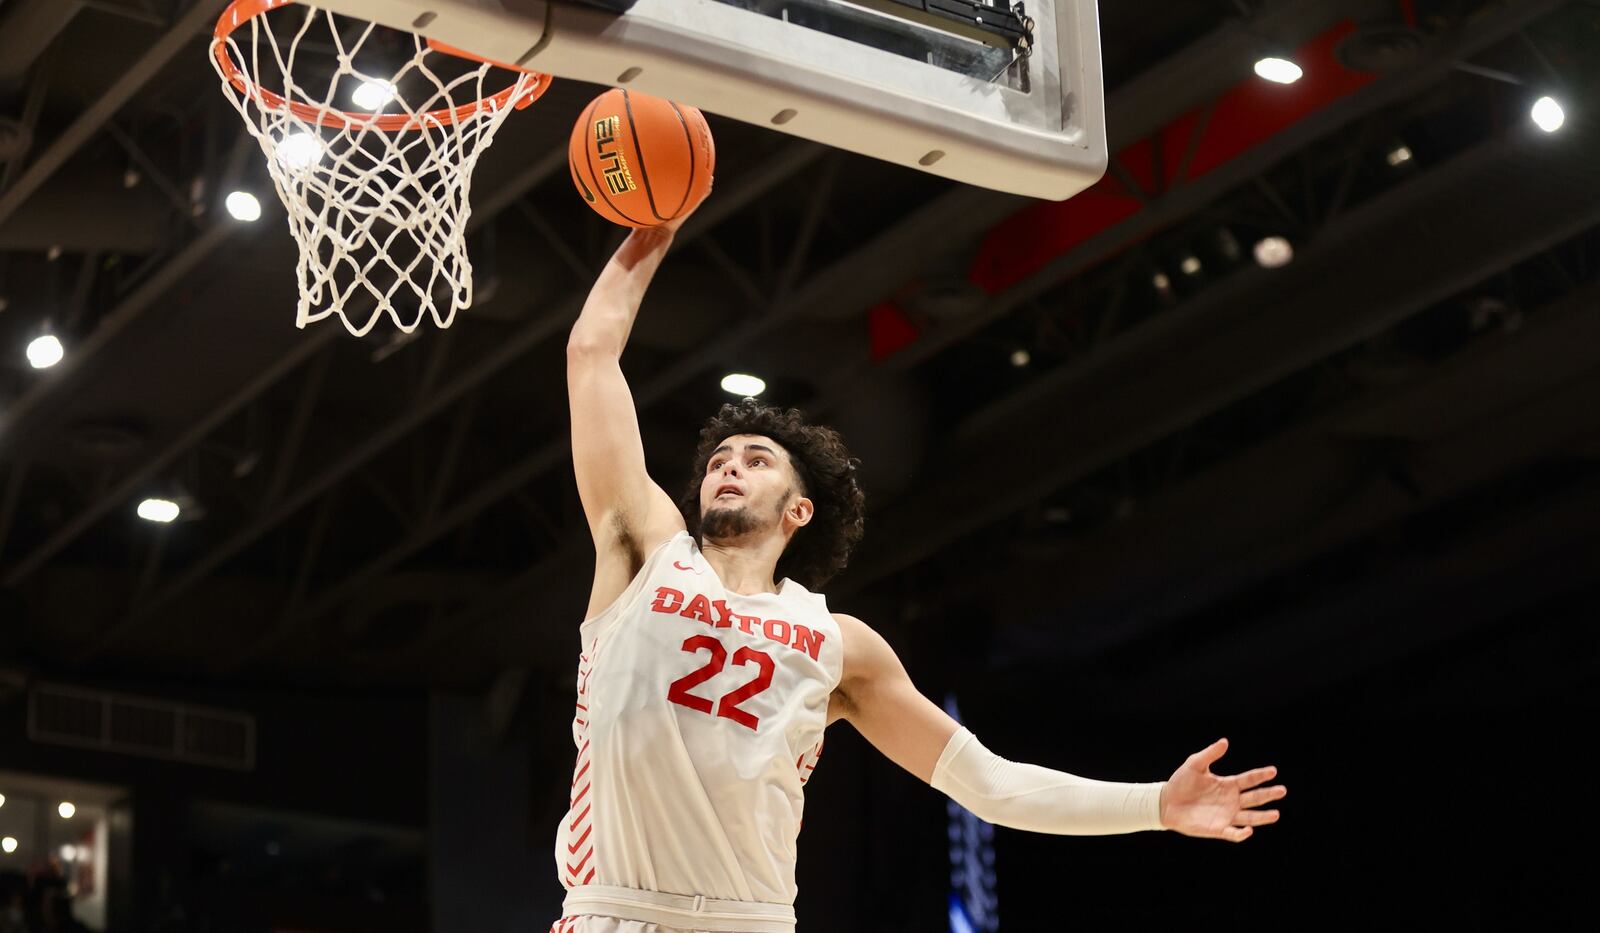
xmin=678 ymin=398 xmax=866 ymax=590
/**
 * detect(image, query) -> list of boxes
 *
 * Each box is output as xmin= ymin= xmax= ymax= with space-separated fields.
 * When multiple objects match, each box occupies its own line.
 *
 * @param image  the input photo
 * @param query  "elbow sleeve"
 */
xmin=930 ymin=728 xmax=1166 ymax=836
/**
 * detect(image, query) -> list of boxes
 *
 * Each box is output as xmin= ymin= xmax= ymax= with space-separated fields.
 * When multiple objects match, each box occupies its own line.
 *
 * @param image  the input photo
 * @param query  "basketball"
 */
xmin=568 ymin=88 xmax=716 ymax=228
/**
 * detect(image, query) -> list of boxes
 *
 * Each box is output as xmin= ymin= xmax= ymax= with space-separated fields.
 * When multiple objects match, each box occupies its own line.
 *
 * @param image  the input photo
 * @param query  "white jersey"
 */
xmin=556 ymin=531 xmax=841 ymax=931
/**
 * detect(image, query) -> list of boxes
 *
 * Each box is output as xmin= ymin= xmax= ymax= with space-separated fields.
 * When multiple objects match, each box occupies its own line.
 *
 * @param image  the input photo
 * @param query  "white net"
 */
xmin=211 ymin=4 xmax=546 ymax=335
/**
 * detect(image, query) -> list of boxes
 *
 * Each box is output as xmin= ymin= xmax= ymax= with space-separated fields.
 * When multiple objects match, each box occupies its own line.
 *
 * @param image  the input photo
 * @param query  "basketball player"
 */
xmin=553 ymin=204 xmax=1287 ymax=933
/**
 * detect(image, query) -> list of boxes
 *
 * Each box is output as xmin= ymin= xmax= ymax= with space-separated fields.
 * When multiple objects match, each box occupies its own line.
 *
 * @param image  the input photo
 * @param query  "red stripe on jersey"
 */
xmin=566 ymin=825 xmax=592 ymax=853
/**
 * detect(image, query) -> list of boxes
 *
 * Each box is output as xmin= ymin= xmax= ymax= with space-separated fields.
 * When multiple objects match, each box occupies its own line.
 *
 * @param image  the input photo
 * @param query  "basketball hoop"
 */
xmin=211 ymin=0 xmax=552 ymax=335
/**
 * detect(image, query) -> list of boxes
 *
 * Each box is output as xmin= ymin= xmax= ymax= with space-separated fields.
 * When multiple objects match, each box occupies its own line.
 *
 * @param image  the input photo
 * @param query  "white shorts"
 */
xmin=550 ymin=917 xmax=706 ymax=933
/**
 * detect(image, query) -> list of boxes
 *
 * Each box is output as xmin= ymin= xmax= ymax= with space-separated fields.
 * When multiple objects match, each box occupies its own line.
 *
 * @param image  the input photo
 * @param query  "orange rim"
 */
xmin=213 ymin=0 xmax=552 ymax=132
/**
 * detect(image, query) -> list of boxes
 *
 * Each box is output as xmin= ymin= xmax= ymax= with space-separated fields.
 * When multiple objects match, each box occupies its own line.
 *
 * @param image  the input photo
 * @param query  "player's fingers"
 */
xmin=1223 ymin=825 xmax=1253 ymax=843
xmin=1239 ymin=785 xmax=1287 ymax=809
xmin=1233 ymin=809 xmax=1280 ymax=827
xmin=1230 ymin=765 xmax=1278 ymax=789
xmin=1190 ymin=737 xmax=1229 ymax=768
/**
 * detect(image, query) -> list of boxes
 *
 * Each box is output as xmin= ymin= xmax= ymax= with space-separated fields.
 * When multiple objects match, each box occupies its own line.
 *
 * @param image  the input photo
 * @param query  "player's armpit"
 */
xmin=831 ymin=613 xmax=961 ymax=784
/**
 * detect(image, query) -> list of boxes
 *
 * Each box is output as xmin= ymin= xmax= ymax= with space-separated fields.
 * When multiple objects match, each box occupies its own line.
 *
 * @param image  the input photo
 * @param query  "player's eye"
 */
xmin=751 ymin=458 xmax=767 ymax=467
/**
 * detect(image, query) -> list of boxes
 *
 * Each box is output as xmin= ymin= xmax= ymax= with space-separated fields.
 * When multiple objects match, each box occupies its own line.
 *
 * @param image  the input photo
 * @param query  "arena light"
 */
xmin=352 ymin=79 xmax=397 ymax=111
xmin=27 ymin=334 xmax=64 ymax=369
xmin=60 ymin=844 xmax=77 ymax=862
xmin=720 ymin=373 xmax=766 ymax=396
xmin=1254 ymin=236 xmax=1294 ymax=268
xmin=0 ymin=793 xmax=5 ymax=808
xmin=275 ymin=131 xmax=324 ymax=170
xmin=1531 ymin=96 xmax=1565 ymax=133
xmin=1 ymin=837 xmax=16 ymax=854
xmin=1386 ymin=145 xmax=1414 ymax=166
xmin=1180 ymin=255 xmax=1203 ymax=276
xmin=58 ymin=801 xmax=76 ymax=819
xmin=1009 ymin=348 xmax=1031 ymax=368
xmin=1254 ymin=57 xmax=1303 ymax=85
xmin=137 ymin=498 xmax=181 ymax=523
xmin=225 ymin=191 xmax=262 ymax=222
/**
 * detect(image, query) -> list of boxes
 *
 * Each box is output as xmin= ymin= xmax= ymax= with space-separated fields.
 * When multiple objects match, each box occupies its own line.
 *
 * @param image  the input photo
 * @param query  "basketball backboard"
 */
xmin=312 ymin=0 xmax=1107 ymax=201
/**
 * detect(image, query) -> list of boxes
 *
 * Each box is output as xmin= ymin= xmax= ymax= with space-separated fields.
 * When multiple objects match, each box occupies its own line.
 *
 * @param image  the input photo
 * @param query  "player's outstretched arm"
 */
xmin=567 ymin=226 xmax=689 ymax=616
xmin=831 ymin=613 xmax=1285 ymax=841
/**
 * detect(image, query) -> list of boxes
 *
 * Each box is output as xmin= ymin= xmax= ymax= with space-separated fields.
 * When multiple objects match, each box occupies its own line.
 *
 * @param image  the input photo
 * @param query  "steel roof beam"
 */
xmin=836 ymin=124 xmax=1600 ymax=594
xmin=0 ymin=0 xmax=224 ymax=228
xmin=4 ymin=148 xmax=569 ymax=585
xmin=0 ymin=1 xmax=85 ymax=93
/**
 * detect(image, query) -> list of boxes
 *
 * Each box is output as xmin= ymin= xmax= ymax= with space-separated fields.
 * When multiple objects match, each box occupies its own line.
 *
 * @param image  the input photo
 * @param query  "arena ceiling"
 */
xmin=0 ymin=0 xmax=1596 ymax=709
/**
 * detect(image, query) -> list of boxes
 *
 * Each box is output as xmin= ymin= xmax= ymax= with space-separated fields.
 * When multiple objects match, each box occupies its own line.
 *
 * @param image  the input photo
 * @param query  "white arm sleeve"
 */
xmin=930 ymin=727 xmax=1167 ymax=836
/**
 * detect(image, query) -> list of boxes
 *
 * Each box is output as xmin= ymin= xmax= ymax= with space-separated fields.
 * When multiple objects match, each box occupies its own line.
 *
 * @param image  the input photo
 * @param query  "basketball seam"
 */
xmin=587 ymin=95 xmax=649 ymax=227
xmin=622 ymin=89 xmax=668 ymax=223
xmin=570 ymin=97 xmax=601 ymax=205
xmin=666 ymin=101 xmax=698 ymax=220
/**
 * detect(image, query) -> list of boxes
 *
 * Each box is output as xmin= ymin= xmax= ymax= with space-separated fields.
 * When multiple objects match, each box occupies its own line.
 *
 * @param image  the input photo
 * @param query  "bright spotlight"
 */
xmin=1151 ymin=272 xmax=1172 ymax=291
xmin=225 ymin=191 xmax=262 ymax=222
xmin=1386 ymin=145 xmax=1414 ymax=166
xmin=60 ymin=845 xmax=77 ymax=862
xmin=720 ymin=373 xmax=766 ymax=396
xmin=276 ymin=131 xmax=325 ymax=171
xmin=0 ymin=793 xmax=6 ymax=808
xmin=1180 ymin=255 xmax=1202 ymax=276
xmin=1 ymin=837 xmax=16 ymax=854
xmin=27 ymin=334 xmax=64 ymax=369
xmin=1254 ymin=57 xmax=1303 ymax=85
xmin=58 ymin=801 xmax=76 ymax=819
xmin=1531 ymin=96 xmax=1565 ymax=133
xmin=1253 ymin=236 xmax=1294 ymax=269
xmin=352 ymin=79 xmax=397 ymax=111
xmin=1009 ymin=348 xmax=1031 ymax=368
xmin=137 ymin=498 xmax=181 ymax=523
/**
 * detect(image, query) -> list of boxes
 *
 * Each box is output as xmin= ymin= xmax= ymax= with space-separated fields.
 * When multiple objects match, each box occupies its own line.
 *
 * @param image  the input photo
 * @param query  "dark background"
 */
xmin=1 ymin=0 xmax=1597 ymax=929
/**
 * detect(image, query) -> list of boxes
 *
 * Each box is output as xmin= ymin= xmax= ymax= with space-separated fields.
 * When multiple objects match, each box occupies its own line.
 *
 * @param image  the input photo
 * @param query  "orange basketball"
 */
xmin=568 ymin=88 xmax=715 ymax=228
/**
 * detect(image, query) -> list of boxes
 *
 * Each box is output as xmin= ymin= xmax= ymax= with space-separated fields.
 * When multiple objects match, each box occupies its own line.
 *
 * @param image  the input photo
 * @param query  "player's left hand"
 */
xmin=1158 ymin=738 xmax=1285 ymax=842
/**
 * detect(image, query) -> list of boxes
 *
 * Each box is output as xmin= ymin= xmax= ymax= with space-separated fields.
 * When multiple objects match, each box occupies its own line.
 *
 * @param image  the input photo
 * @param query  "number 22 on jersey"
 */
xmin=667 ymin=634 xmax=776 ymax=730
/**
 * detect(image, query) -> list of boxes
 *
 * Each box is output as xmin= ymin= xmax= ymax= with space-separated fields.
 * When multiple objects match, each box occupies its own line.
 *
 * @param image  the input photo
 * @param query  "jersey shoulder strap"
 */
xmin=580 ymin=530 xmax=692 ymax=643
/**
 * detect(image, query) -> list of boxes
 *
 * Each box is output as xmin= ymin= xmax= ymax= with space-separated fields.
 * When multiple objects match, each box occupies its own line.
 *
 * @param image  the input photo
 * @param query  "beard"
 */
xmin=700 ymin=503 xmax=761 ymax=540
xmin=700 ymin=491 xmax=791 ymax=542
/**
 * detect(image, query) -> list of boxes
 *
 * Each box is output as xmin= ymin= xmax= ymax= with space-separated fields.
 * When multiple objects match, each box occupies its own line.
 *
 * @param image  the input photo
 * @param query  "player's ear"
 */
xmin=786 ymin=495 xmax=814 ymax=530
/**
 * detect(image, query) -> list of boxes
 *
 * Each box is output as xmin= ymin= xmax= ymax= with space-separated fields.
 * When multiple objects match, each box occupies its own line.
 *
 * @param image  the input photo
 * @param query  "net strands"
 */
xmin=211 ymin=4 xmax=545 ymax=335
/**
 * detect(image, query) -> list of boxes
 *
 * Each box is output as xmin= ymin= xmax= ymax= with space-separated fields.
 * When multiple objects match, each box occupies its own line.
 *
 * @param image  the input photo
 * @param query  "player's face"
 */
xmin=699 ymin=435 xmax=808 ymax=541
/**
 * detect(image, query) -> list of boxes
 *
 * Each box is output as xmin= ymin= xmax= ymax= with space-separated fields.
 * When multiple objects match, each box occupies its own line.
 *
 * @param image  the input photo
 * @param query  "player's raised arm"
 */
xmin=831 ymin=613 xmax=1286 ymax=841
xmin=566 ymin=224 xmax=689 ymax=598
